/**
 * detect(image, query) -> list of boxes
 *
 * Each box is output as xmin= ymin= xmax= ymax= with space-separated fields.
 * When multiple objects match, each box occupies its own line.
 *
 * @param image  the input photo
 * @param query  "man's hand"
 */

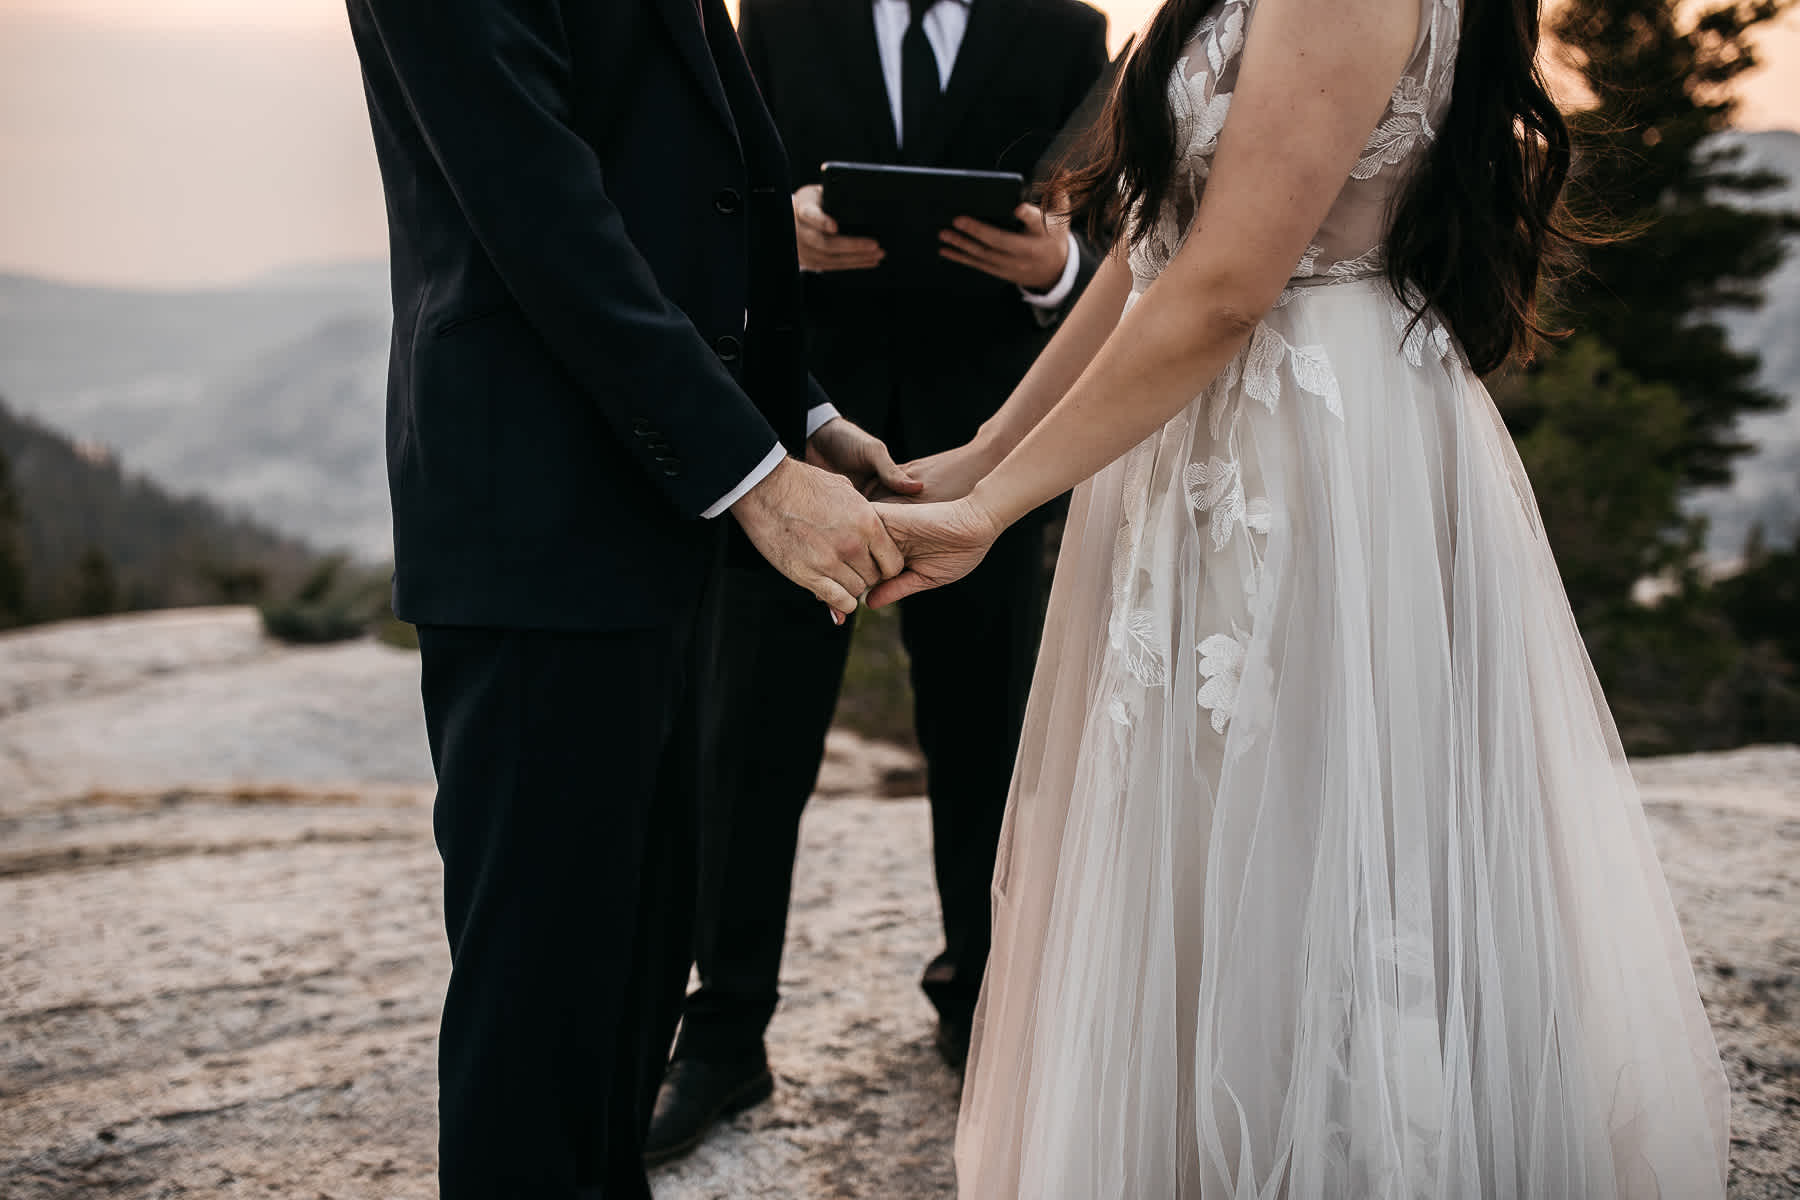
xmin=732 ymin=457 xmax=903 ymax=617
xmin=866 ymin=498 xmax=1005 ymax=608
xmin=794 ymin=184 xmax=885 ymax=272
xmin=938 ymin=203 xmax=1070 ymax=291
xmin=807 ymin=417 xmax=923 ymax=499
xmin=865 ymin=439 xmax=1001 ymax=503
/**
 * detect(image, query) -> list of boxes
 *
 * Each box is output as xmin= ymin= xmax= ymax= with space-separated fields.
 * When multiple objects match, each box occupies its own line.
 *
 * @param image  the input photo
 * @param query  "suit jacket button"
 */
xmin=714 ymin=188 xmax=742 ymax=215
xmin=632 ymin=417 xmax=653 ymax=437
xmin=713 ymin=334 xmax=742 ymax=364
xmin=663 ymin=461 xmax=684 ymax=477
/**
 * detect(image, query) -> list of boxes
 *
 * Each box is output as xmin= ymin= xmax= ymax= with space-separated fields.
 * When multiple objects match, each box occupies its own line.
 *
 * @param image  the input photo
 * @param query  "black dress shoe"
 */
xmin=935 ymin=1016 xmax=971 ymax=1073
xmin=643 ymin=1055 xmax=774 ymax=1167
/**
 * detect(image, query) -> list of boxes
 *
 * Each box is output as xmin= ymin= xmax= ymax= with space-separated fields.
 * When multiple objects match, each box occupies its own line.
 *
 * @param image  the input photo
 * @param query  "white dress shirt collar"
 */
xmin=872 ymin=0 xmax=972 ymax=142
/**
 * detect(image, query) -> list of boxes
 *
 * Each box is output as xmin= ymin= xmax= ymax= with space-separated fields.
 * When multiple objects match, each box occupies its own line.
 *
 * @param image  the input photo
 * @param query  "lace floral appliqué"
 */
xmin=1107 ymin=0 xmax=1460 ymax=738
xmin=1389 ymin=286 xmax=1453 ymax=367
xmin=1198 ymin=622 xmax=1250 ymax=734
xmin=1182 ymin=322 xmax=1341 ymax=733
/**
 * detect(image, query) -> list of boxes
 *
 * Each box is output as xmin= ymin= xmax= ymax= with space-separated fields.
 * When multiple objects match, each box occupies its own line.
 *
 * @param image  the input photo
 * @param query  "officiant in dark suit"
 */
xmin=648 ymin=0 xmax=1109 ymax=1163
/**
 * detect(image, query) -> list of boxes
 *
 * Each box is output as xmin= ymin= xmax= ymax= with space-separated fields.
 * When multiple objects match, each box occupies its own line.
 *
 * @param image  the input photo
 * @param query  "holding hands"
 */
xmin=732 ymin=455 xmax=901 ymax=618
xmin=862 ymin=439 xmax=998 ymax=504
xmin=869 ymin=438 xmax=1011 ymax=608
xmin=807 ymin=417 xmax=921 ymax=498
xmin=734 ymin=421 xmax=1009 ymax=617
xmin=866 ymin=498 xmax=1005 ymax=609
xmin=732 ymin=416 xmax=924 ymax=620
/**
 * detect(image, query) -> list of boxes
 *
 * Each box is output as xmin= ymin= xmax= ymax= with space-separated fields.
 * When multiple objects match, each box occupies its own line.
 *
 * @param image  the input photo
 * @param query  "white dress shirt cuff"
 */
xmin=1020 ymin=230 xmax=1081 ymax=310
xmin=701 ymin=442 xmax=786 ymax=520
xmin=699 ymin=403 xmax=841 ymax=519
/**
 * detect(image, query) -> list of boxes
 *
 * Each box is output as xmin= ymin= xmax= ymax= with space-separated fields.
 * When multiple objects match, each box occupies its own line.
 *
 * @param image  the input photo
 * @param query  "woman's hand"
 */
xmin=866 ymin=498 xmax=1005 ymax=607
xmin=807 ymin=416 xmax=922 ymax=498
xmin=864 ymin=438 xmax=1001 ymax=504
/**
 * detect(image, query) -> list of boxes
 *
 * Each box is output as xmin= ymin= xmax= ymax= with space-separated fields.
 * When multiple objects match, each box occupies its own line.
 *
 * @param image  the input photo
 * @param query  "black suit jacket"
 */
xmin=738 ymin=0 xmax=1109 ymax=462
xmin=349 ymin=0 xmax=824 ymax=631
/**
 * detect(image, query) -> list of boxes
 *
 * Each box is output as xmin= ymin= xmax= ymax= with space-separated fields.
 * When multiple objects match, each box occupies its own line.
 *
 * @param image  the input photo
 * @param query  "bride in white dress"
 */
xmin=869 ymin=0 xmax=1732 ymax=1193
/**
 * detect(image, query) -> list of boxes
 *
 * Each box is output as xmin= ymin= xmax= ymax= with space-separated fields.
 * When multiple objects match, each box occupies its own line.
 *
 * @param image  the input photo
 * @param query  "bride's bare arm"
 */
xmin=884 ymin=244 xmax=1133 ymax=502
xmin=970 ymin=243 xmax=1136 ymax=464
xmin=963 ymin=0 xmax=1419 ymax=531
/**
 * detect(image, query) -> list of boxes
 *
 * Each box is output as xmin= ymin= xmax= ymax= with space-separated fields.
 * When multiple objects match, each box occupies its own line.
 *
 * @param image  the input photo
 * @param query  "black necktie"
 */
xmin=901 ymin=0 xmax=943 ymax=155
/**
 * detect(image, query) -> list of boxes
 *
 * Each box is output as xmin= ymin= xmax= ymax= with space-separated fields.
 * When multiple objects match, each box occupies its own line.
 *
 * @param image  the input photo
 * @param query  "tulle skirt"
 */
xmin=954 ymin=278 xmax=1730 ymax=1199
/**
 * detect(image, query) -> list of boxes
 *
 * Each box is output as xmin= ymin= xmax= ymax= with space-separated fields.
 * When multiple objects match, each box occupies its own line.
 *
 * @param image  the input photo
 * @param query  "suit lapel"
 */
xmin=707 ymin=0 xmax=785 ymax=182
xmin=907 ymin=0 xmax=1026 ymax=165
xmin=812 ymin=0 xmax=902 ymax=161
xmin=652 ymin=0 xmax=741 ymax=148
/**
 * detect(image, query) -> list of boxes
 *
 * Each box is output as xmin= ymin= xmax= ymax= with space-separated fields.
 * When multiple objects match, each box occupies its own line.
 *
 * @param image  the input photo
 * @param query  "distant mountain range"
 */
xmin=0 ymin=132 xmax=1794 ymax=564
xmin=0 ymin=263 xmax=392 ymax=561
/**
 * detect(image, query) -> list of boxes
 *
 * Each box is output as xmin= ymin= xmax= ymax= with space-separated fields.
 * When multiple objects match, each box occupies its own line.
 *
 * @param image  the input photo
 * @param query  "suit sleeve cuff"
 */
xmin=1020 ymin=231 xmax=1082 ymax=310
xmin=701 ymin=441 xmax=786 ymax=519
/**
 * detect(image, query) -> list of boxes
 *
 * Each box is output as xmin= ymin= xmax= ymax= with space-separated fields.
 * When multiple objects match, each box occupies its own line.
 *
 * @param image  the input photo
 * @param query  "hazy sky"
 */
xmin=2 ymin=0 xmax=1796 ymax=289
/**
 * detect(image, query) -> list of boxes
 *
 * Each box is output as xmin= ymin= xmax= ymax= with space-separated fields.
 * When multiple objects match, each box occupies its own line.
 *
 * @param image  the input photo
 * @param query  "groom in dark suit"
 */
xmin=648 ymin=0 xmax=1108 ymax=1163
xmin=346 ymin=0 xmax=918 ymax=1195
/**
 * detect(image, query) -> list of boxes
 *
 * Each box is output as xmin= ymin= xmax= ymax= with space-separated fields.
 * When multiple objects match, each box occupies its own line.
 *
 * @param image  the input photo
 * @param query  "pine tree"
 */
xmin=1502 ymin=337 xmax=1689 ymax=621
xmin=1719 ymin=524 xmax=1800 ymax=667
xmin=70 ymin=545 xmax=119 ymax=618
xmin=0 ymin=443 xmax=26 ymax=627
xmin=1496 ymin=336 xmax=1800 ymax=751
xmin=1544 ymin=0 xmax=1799 ymax=488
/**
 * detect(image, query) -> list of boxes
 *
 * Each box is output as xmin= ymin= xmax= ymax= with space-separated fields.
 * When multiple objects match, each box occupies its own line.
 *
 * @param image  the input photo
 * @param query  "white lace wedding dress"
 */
xmin=953 ymin=0 xmax=1731 ymax=1195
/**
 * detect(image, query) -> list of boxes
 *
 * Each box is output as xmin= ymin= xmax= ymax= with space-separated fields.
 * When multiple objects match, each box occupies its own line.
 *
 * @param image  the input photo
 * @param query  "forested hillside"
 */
xmin=0 ymin=266 xmax=391 ymax=560
xmin=0 ymin=397 xmax=315 ymax=626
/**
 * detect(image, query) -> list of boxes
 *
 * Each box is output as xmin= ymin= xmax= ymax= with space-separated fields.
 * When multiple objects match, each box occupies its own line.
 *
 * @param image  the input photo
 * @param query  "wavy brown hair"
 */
xmin=1052 ymin=0 xmax=1582 ymax=375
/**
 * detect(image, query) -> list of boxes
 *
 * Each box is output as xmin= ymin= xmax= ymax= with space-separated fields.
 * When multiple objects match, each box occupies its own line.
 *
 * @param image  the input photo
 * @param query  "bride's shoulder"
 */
xmin=1190 ymin=0 xmax=1447 ymax=74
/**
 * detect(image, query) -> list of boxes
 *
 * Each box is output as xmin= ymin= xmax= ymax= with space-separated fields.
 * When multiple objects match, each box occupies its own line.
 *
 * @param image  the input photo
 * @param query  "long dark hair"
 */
xmin=1053 ymin=0 xmax=1580 ymax=375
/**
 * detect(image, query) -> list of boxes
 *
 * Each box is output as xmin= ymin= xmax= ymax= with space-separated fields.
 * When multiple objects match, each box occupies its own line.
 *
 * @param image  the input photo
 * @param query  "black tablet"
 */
xmin=820 ymin=161 xmax=1025 ymax=285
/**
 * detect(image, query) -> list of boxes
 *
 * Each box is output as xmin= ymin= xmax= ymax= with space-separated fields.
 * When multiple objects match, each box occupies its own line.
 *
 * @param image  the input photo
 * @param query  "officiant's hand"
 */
xmin=939 ymin=203 xmax=1070 ymax=292
xmin=733 ymin=457 xmax=904 ymax=617
xmin=867 ymin=498 xmax=1004 ymax=608
xmin=793 ymin=185 xmax=885 ymax=272
xmin=807 ymin=416 xmax=923 ymax=499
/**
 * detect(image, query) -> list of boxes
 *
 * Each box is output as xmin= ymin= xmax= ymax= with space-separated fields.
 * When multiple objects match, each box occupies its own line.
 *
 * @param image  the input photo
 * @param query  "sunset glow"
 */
xmin=0 ymin=0 xmax=1794 ymax=287
xmin=24 ymin=0 xmax=1791 ymax=125
xmin=0 ymin=0 xmax=346 ymax=32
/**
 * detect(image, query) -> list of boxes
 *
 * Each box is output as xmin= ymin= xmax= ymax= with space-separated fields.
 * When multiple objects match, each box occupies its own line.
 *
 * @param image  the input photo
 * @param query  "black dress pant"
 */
xmin=675 ymin=516 xmax=1046 ymax=1063
xmin=420 ymin=590 xmax=717 ymax=1199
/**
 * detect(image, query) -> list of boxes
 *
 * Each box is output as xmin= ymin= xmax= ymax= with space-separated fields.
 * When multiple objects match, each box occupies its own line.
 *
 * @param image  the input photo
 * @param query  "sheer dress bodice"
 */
xmin=1127 ymin=0 xmax=1460 ymax=294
